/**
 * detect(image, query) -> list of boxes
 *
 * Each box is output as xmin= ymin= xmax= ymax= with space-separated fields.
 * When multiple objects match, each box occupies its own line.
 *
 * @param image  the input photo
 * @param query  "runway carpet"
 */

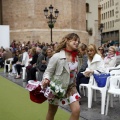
xmin=0 ymin=76 xmax=70 ymax=120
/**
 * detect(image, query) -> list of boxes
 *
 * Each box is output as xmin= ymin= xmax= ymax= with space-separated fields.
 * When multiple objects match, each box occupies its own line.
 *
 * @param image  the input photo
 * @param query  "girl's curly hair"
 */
xmin=55 ymin=33 xmax=80 ymax=53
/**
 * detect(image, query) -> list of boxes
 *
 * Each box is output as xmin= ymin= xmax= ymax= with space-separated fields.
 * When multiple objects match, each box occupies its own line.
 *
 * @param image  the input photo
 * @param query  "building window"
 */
xmin=108 ymin=1 xmax=109 ymax=8
xmin=86 ymin=3 xmax=89 ymax=12
xmin=106 ymin=2 xmax=107 ymax=9
xmin=110 ymin=21 xmax=112 ymax=28
xmin=102 ymin=14 xmax=104 ymax=20
xmin=106 ymin=22 xmax=107 ymax=29
xmin=106 ymin=12 xmax=107 ymax=19
xmin=112 ymin=10 xmax=114 ymax=17
xmin=110 ymin=0 xmax=111 ymax=7
xmin=104 ymin=23 xmax=105 ymax=30
xmin=102 ymin=4 xmax=103 ymax=10
xmin=108 ymin=11 xmax=109 ymax=18
xmin=115 ymin=31 xmax=119 ymax=37
xmin=104 ymin=13 xmax=105 ymax=19
xmin=113 ymin=20 xmax=114 ymax=27
xmin=104 ymin=3 xmax=105 ymax=9
xmin=110 ymin=11 xmax=112 ymax=17
xmin=112 ymin=0 xmax=114 ymax=6
xmin=108 ymin=22 xmax=109 ymax=28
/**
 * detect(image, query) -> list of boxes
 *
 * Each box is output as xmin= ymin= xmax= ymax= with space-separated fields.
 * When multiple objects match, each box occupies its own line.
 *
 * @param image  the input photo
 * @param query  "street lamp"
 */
xmin=44 ymin=5 xmax=59 ymax=44
xmin=99 ymin=23 xmax=104 ymax=45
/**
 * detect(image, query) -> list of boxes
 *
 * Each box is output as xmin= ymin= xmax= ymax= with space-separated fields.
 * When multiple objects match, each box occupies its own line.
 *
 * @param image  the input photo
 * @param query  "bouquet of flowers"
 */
xmin=44 ymin=79 xmax=66 ymax=100
xmin=50 ymin=80 xmax=66 ymax=99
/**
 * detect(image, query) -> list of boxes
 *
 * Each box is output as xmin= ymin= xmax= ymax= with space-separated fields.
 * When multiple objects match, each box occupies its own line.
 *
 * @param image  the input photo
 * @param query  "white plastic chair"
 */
xmin=79 ymin=75 xmax=94 ymax=108
xmin=22 ymin=58 xmax=32 ymax=80
xmin=22 ymin=67 xmax=26 ymax=79
xmin=110 ymin=69 xmax=120 ymax=76
xmin=105 ymin=76 xmax=120 ymax=115
xmin=4 ymin=58 xmax=13 ymax=73
xmin=90 ymin=69 xmax=120 ymax=115
xmin=90 ymin=75 xmax=110 ymax=115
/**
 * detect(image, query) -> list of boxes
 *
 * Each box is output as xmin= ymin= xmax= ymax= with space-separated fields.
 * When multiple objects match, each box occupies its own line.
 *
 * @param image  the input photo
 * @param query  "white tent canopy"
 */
xmin=0 ymin=25 xmax=10 ymax=49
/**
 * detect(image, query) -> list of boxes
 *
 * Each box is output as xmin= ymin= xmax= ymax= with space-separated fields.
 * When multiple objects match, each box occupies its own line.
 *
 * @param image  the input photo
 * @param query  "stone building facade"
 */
xmin=86 ymin=0 xmax=99 ymax=47
xmin=0 ymin=0 xmax=2 ymax=24
xmin=1 ymin=0 xmax=88 ymax=44
xmin=99 ymin=0 xmax=120 ymax=44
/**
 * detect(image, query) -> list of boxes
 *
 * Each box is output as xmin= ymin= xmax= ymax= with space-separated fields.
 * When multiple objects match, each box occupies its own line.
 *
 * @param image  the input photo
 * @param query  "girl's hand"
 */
xmin=42 ymin=60 xmax=46 ymax=64
xmin=42 ymin=79 xmax=50 ymax=88
xmin=84 ymin=71 xmax=93 ymax=77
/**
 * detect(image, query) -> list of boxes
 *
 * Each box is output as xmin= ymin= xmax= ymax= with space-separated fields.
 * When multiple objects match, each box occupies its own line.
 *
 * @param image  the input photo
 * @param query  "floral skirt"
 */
xmin=48 ymin=83 xmax=81 ymax=106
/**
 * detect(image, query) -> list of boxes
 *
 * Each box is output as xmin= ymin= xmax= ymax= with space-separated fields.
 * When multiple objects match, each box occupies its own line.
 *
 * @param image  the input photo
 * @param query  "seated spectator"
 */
xmin=76 ymin=44 xmax=105 ymax=94
xmin=2 ymin=48 xmax=13 ymax=61
xmin=36 ymin=47 xmax=53 ymax=81
xmin=104 ymin=46 xmax=117 ymax=71
xmin=15 ymin=47 xmax=29 ymax=79
xmin=46 ymin=48 xmax=53 ymax=64
xmin=27 ymin=46 xmax=47 ymax=81
xmin=9 ymin=50 xmax=20 ymax=76
xmin=26 ymin=47 xmax=39 ymax=81
xmin=33 ymin=46 xmax=47 ymax=81
xmin=78 ymin=43 xmax=88 ymax=72
xmin=2 ymin=48 xmax=13 ymax=72
xmin=0 ymin=55 xmax=4 ymax=68
xmin=98 ymin=46 xmax=106 ymax=59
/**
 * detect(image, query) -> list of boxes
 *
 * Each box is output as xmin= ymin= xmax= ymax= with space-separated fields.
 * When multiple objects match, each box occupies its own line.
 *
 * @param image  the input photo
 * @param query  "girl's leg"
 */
xmin=46 ymin=103 xmax=58 ymax=120
xmin=69 ymin=101 xmax=80 ymax=120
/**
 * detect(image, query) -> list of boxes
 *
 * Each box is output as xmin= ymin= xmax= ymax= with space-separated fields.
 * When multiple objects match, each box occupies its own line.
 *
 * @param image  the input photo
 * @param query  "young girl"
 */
xmin=42 ymin=33 xmax=80 ymax=120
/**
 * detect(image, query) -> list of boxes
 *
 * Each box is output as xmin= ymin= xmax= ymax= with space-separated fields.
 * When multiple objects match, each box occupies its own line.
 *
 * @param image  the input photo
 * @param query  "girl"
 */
xmin=42 ymin=33 xmax=80 ymax=120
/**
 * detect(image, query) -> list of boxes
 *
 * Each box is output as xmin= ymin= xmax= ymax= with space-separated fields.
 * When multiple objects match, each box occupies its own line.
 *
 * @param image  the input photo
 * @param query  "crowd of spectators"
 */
xmin=0 ymin=39 xmax=120 ymax=87
xmin=0 ymin=40 xmax=58 ymax=80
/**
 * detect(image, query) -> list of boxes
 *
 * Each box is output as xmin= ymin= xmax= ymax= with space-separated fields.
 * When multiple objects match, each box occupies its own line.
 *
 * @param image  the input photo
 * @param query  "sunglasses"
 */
xmin=98 ymin=49 xmax=103 ymax=50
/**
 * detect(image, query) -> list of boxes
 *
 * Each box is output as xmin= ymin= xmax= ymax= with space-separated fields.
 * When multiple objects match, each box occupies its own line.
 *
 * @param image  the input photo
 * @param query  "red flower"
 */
xmin=75 ymin=95 xmax=80 ymax=100
xmin=62 ymin=100 xmax=65 ymax=105
xmin=70 ymin=73 xmax=74 ymax=78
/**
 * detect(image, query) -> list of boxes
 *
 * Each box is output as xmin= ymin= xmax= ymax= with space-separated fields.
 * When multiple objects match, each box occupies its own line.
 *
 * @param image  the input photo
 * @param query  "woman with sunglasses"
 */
xmin=76 ymin=44 xmax=105 ymax=94
xmin=98 ymin=46 xmax=106 ymax=59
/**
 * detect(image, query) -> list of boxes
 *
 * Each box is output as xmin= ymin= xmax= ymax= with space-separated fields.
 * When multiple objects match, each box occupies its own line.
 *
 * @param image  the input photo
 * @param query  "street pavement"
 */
xmin=1 ymin=72 xmax=120 ymax=120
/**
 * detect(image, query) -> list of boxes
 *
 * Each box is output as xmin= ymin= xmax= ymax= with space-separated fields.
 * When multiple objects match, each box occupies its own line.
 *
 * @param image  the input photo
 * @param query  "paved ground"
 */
xmin=1 ymin=72 xmax=120 ymax=120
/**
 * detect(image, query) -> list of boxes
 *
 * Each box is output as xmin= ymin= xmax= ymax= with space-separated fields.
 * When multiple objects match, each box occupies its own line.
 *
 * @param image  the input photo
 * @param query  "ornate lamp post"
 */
xmin=99 ymin=23 xmax=104 ymax=45
xmin=44 ymin=5 xmax=59 ymax=44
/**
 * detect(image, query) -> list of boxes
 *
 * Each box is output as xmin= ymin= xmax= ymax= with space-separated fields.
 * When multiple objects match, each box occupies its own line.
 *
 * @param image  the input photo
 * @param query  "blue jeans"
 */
xmin=76 ymin=72 xmax=89 ymax=94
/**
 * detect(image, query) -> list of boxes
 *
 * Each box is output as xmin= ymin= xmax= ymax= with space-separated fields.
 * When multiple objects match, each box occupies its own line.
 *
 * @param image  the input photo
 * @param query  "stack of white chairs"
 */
xmin=90 ymin=69 xmax=120 ymax=115
xmin=4 ymin=58 xmax=13 ymax=73
xmin=105 ymin=70 xmax=120 ymax=115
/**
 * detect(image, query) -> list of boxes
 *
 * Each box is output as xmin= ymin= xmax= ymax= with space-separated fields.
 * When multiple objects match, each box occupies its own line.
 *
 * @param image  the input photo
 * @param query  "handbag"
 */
xmin=6 ymin=60 xmax=10 ymax=64
xmin=26 ymin=80 xmax=47 ymax=104
xmin=39 ymin=64 xmax=47 ymax=72
xmin=38 ymin=56 xmax=47 ymax=72
xmin=93 ymin=71 xmax=110 ymax=87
